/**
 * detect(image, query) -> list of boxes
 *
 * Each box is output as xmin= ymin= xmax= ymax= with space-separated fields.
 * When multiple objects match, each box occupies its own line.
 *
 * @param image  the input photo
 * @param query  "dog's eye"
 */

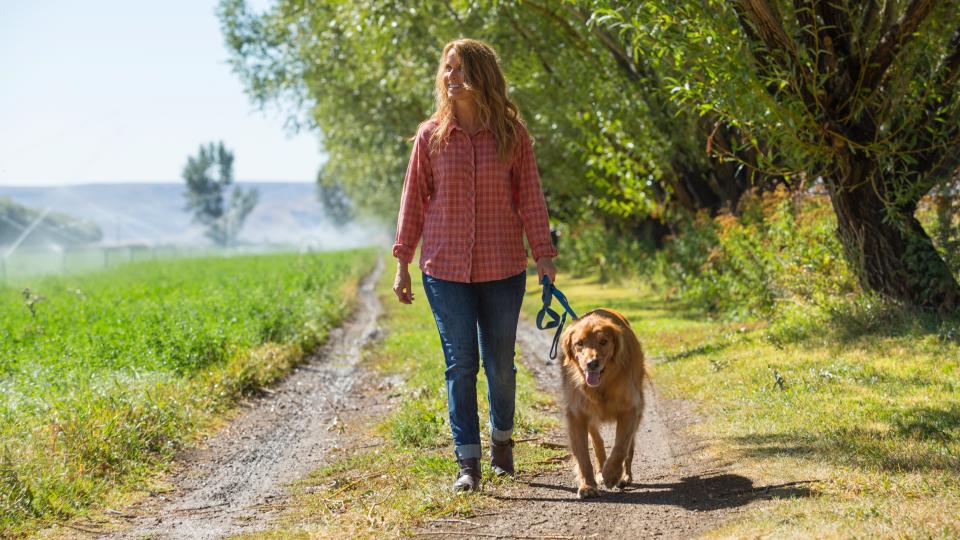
xmin=575 ymin=340 xmax=583 ymax=349
xmin=599 ymin=338 xmax=608 ymax=346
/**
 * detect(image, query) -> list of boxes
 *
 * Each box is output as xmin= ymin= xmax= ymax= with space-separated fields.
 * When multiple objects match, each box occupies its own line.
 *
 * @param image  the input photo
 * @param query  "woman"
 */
xmin=392 ymin=38 xmax=557 ymax=492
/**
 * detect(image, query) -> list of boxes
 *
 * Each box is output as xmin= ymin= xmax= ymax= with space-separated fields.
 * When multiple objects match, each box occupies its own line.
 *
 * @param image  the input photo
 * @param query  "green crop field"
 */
xmin=0 ymin=248 xmax=377 ymax=535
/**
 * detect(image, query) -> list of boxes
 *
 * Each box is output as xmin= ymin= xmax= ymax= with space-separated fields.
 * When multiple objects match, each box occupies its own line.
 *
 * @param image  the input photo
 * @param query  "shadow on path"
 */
xmin=497 ymin=474 xmax=815 ymax=512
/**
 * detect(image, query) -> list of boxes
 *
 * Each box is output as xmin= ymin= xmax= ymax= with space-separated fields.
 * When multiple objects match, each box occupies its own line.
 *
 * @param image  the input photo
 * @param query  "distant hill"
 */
xmin=0 ymin=197 xmax=103 ymax=248
xmin=0 ymin=182 xmax=384 ymax=249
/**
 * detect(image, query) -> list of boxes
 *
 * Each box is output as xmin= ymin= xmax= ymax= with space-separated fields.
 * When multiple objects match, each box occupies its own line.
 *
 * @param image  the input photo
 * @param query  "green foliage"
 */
xmin=219 ymin=0 xmax=960 ymax=308
xmin=554 ymin=213 xmax=653 ymax=283
xmin=0 ymin=249 xmax=375 ymax=534
xmin=0 ymin=197 xmax=102 ymax=248
xmin=182 ymin=141 xmax=259 ymax=247
xmin=593 ymin=1 xmax=960 ymax=307
xmin=556 ymin=186 xmax=857 ymax=321
xmin=218 ymin=0 xmax=752 ymax=230
xmin=597 ymin=1 xmax=960 ymax=190
xmin=927 ymin=176 xmax=960 ymax=273
xmin=660 ymin=186 xmax=858 ymax=318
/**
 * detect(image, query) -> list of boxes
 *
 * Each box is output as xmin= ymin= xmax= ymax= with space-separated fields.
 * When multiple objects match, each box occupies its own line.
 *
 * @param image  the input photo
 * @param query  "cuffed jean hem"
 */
xmin=491 ymin=427 xmax=513 ymax=442
xmin=456 ymin=444 xmax=482 ymax=460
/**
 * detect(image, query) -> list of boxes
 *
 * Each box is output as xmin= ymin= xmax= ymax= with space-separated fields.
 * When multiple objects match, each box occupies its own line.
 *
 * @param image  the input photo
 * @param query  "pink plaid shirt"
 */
xmin=393 ymin=119 xmax=557 ymax=283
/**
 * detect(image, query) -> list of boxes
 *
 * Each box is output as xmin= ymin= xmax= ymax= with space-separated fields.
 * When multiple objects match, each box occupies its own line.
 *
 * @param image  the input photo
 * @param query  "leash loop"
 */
xmin=535 ymin=276 xmax=578 ymax=360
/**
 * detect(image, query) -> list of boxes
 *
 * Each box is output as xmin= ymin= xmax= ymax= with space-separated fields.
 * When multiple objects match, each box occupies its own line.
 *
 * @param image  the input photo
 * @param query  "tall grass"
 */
xmin=0 ymin=249 xmax=376 ymax=535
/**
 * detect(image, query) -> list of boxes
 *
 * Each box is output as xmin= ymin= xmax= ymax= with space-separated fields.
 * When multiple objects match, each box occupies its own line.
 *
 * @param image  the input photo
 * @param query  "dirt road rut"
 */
xmin=106 ymin=258 xmax=384 ymax=539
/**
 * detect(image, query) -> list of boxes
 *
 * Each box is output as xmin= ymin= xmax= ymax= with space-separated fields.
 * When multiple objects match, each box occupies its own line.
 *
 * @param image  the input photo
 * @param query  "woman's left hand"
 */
xmin=536 ymin=257 xmax=557 ymax=284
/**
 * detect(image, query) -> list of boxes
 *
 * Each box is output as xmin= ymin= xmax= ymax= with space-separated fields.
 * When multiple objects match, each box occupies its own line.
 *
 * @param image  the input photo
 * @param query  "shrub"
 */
xmin=659 ymin=186 xmax=859 ymax=318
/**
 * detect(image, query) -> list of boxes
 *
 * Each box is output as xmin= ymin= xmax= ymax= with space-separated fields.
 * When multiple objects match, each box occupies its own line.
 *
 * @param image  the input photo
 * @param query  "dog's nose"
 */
xmin=586 ymin=359 xmax=600 ymax=371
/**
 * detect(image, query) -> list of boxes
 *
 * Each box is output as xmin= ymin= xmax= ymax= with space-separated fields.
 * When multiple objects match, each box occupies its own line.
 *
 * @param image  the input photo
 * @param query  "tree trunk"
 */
xmin=829 ymin=159 xmax=960 ymax=311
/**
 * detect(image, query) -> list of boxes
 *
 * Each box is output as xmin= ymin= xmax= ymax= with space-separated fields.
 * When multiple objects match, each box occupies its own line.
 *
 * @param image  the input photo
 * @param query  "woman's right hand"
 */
xmin=393 ymin=264 xmax=414 ymax=304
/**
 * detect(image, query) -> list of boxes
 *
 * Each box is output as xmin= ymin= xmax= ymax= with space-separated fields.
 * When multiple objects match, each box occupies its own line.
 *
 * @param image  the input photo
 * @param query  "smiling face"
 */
xmin=563 ymin=317 xmax=619 ymax=388
xmin=442 ymin=49 xmax=471 ymax=102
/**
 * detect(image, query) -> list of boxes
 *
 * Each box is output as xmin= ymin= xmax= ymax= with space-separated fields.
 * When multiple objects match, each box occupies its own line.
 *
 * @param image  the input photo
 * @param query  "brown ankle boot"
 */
xmin=453 ymin=457 xmax=481 ymax=492
xmin=490 ymin=438 xmax=515 ymax=476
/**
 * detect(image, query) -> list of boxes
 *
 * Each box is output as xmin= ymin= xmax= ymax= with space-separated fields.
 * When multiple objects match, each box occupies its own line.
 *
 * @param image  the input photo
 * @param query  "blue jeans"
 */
xmin=422 ymin=271 xmax=527 ymax=460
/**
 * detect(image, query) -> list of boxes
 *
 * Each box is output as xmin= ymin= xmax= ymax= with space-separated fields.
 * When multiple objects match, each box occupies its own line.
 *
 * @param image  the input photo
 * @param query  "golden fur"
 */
xmin=560 ymin=308 xmax=646 ymax=498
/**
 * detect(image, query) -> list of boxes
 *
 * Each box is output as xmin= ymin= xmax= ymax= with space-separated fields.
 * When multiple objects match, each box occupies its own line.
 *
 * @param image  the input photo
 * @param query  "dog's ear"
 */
xmin=560 ymin=324 xmax=576 ymax=365
xmin=614 ymin=326 xmax=628 ymax=363
xmin=620 ymin=325 xmax=645 ymax=371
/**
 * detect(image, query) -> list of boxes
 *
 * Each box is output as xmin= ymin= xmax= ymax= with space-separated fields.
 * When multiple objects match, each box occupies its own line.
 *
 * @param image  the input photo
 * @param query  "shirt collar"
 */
xmin=446 ymin=117 xmax=487 ymax=137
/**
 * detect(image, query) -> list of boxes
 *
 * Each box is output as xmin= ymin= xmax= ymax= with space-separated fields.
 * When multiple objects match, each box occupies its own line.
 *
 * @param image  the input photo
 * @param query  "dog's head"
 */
xmin=560 ymin=311 xmax=624 ymax=388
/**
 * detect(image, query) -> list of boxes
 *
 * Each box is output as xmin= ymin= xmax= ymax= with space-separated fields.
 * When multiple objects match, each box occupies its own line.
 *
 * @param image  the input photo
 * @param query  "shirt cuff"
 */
xmin=392 ymin=243 xmax=415 ymax=264
xmin=531 ymin=243 xmax=557 ymax=261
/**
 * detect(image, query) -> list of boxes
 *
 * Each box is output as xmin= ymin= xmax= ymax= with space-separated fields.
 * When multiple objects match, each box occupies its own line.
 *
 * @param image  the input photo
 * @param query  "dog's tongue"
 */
xmin=585 ymin=371 xmax=601 ymax=387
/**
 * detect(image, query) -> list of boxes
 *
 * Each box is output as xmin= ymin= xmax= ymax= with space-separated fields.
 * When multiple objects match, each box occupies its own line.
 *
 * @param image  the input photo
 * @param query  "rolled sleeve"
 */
xmin=513 ymin=126 xmax=557 ymax=261
xmin=393 ymin=126 xmax=433 ymax=264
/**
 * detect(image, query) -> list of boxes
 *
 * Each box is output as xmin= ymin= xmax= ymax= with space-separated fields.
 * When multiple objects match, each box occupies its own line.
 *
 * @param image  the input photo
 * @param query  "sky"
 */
xmin=0 ymin=0 xmax=322 ymax=186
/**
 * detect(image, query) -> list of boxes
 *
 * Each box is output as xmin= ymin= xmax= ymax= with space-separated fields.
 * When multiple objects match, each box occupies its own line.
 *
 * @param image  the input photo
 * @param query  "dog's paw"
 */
xmin=601 ymin=462 xmax=624 ymax=489
xmin=577 ymin=483 xmax=600 ymax=499
xmin=616 ymin=472 xmax=632 ymax=489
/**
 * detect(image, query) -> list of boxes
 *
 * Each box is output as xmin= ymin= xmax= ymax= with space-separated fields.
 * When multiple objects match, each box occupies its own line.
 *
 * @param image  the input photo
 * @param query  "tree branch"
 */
xmin=736 ymin=0 xmax=821 ymax=117
xmin=738 ymin=0 xmax=797 ymax=58
xmin=505 ymin=13 xmax=568 ymax=91
xmin=792 ymin=0 xmax=818 ymax=52
xmin=860 ymin=0 xmax=934 ymax=93
xmin=520 ymin=1 xmax=591 ymax=52
xmin=937 ymin=24 xmax=960 ymax=90
xmin=880 ymin=0 xmax=896 ymax=36
xmin=908 ymin=24 xmax=960 ymax=186
xmin=815 ymin=0 xmax=855 ymax=58
xmin=858 ymin=0 xmax=882 ymax=50
xmin=558 ymin=4 xmax=653 ymax=84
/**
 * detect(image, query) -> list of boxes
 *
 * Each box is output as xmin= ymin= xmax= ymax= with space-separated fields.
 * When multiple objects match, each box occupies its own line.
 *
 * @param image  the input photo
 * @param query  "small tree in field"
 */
xmin=182 ymin=141 xmax=258 ymax=247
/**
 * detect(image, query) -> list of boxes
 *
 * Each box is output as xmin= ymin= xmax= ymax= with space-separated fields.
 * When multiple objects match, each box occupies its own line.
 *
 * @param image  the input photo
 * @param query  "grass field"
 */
xmin=0 ymin=249 xmax=376 ymax=536
xmin=537 ymin=275 xmax=960 ymax=538
xmin=11 ymin=249 xmax=953 ymax=537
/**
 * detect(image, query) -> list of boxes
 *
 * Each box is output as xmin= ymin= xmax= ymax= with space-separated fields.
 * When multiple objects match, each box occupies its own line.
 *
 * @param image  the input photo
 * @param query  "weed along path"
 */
xmin=415 ymin=318 xmax=803 ymax=539
xmin=106 ymin=257 xmax=385 ymax=540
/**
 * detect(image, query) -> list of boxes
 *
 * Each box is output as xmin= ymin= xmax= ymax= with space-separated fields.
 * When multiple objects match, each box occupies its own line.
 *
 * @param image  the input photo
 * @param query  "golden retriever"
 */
xmin=559 ymin=308 xmax=645 ymax=498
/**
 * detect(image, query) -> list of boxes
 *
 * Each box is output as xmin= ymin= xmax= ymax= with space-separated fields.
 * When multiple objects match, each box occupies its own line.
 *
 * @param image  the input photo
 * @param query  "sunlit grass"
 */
xmin=0 ymin=249 xmax=377 ymax=537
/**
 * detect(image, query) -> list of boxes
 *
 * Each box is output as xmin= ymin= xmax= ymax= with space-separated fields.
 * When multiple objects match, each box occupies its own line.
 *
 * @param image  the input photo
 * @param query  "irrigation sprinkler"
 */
xmin=3 ymin=207 xmax=52 ymax=260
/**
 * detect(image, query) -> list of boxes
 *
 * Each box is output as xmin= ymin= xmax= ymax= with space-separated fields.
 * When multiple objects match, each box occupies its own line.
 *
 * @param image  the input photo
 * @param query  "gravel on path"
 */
xmin=101 ymin=257 xmax=385 ymax=540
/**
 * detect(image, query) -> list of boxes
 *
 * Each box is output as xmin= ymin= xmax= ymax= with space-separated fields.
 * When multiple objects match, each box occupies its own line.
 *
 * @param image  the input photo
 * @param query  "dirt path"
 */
xmin=415 ymin=318 xmax=806 ymax=539
xmin=103 ymin=258 xmax=385 ymax=540
xmin=91 ymin=260 xmax=808 ymax=540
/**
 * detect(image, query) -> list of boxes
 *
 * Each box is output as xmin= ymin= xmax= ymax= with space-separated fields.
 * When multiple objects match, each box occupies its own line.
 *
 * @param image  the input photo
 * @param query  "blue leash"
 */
xmin=535 ymin=275 xmax=579 ymax=360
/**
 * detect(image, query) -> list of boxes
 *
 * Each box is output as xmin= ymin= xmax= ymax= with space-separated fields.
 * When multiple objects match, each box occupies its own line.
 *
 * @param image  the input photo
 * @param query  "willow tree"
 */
xmin=597 ymin=1 xmax=960 ymax=310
